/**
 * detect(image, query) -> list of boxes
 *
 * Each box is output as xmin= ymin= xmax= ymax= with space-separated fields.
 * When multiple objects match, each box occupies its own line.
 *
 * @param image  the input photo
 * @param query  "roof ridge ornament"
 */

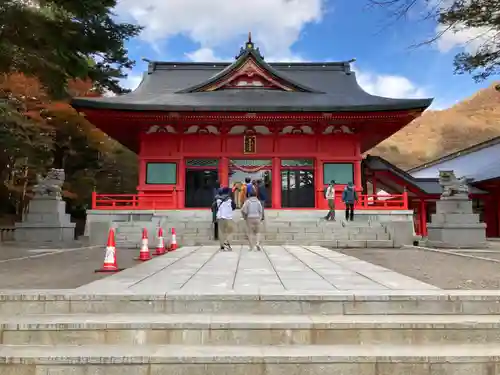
xmin=235 ymin=32 xmax=264 ymax=60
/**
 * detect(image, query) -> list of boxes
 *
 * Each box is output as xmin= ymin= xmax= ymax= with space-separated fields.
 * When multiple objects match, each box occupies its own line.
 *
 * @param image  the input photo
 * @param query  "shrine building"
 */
xmin=72 ymin=35 xmax=434 ymax=214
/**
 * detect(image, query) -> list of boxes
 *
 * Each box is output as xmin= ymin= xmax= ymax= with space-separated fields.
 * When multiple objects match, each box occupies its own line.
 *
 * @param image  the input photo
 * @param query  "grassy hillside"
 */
xmin=370 ymin=82 xmax=500 ymax=170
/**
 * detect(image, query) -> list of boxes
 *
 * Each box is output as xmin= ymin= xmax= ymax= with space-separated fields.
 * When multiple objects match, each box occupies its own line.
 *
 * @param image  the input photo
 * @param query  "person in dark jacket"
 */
xmin=256 ymin=179 xmax=267 ymax=221
xmin=342 ymin=182 xmax=358 ymax=221
xmin=211 ymin=188 xmax=223 ymax=240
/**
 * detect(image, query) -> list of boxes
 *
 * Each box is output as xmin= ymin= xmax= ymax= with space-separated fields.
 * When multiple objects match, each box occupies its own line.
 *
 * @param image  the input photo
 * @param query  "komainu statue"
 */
xmin=32 ymin=168 xmax=65 ymax=198
xmin=439 ymin=170 xmax=469 ymax=198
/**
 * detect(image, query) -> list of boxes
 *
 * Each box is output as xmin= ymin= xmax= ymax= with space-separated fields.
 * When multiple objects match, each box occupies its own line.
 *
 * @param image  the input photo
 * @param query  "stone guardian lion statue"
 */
xmin=32 ymin=168 xmax=65 ymax=198
xmin=439 ymin=170 xmax=469 ymax=198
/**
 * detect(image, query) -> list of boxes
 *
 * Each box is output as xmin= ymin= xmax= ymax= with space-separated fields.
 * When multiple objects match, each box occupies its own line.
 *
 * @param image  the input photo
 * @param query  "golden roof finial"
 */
xmin=248 ymin=31 xmax=252 ymax=43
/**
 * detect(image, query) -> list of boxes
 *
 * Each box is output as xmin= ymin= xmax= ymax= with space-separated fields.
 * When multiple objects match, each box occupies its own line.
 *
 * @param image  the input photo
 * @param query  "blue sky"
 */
xmin=114 ymin=0 xmax=498 ymax=110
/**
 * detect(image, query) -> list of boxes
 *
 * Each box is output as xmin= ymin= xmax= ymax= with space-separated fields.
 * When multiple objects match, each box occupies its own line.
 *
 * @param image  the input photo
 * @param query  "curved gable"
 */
xmin=177 ymin=35 xmax=323 ymax=94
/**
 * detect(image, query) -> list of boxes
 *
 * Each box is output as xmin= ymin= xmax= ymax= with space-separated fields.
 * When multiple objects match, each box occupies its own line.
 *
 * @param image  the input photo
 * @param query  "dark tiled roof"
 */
xmin=364 ymin=155 xmax=486 ymax=195
xmin=409 ymin=135 xmax=500 ymax=174
xmin=72 ymin=42 xmax=433 ymax=112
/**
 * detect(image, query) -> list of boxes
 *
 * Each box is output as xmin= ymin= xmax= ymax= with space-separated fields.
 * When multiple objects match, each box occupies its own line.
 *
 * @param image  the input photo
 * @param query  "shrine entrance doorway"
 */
xmin=229 ymin=159 xmax=272 ymax=208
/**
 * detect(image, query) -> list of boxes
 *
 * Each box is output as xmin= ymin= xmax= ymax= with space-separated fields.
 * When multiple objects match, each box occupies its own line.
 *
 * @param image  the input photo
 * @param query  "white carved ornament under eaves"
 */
xmin=228 ymin=125 xmax=271 ymax=135
xmin=323 ymin=125 xmax=354 ymax=134
xmin=184 ymin=125 xmax=219 ymax=135
xmin=145 ymin=125 xmax=177 ymax=134
xmin=210 ymin=60 xmax=295 ymax=92
xmin=280 ymin=125 xmax=314 ymax=135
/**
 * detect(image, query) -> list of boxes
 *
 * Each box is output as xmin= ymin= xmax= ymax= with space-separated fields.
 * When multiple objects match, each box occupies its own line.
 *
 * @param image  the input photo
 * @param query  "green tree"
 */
xmin=369 ymin=0 xmax=500 ymax=83
xmin=0 ymin=0 xmax=142 ymax=98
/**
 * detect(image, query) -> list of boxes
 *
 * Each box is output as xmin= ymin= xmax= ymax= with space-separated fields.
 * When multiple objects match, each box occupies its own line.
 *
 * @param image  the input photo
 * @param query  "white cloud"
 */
xmin=355 ymin=68 xmax=428 ymax=99
xmin=115 ymin=0 xmax=324 ymax=58
xmin=436 ymin=24 xmax=498 ymax=54
xmin=185 ymin=48 xmax=229 ymax=62
xmin=185 ymin=47 xmax=306 ymax=63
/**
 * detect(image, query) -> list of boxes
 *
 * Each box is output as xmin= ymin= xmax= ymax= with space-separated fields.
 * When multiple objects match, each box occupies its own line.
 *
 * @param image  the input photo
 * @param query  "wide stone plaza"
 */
xmin=77 ymin=245 xmax=437 ymax=293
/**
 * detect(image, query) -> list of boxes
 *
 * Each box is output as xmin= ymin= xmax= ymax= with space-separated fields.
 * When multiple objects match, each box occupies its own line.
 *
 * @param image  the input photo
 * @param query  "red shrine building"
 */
xmin=72 ymin=36 xmax=433 ymax=213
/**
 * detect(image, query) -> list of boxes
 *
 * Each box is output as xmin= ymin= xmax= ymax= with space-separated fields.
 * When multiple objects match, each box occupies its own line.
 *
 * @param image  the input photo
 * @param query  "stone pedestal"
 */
xmin=426 ymin=196 xmax=487 ymax=249
xmin=15 ymin=196 xmax=75 ymax=243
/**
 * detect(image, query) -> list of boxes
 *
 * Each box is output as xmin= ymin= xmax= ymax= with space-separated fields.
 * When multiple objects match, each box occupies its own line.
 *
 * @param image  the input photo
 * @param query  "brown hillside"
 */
xmin=370 ymin=81 xmax=500 ymax=170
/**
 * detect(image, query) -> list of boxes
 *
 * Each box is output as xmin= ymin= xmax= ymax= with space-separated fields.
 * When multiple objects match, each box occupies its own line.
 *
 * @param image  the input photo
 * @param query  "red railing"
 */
xmin=92 ymin=192 xmax=177 ymax=210
xmin=91 ymin=191 xmax=408 ymax=210
xmin=355 ymin=192 xmax=408 ymax=210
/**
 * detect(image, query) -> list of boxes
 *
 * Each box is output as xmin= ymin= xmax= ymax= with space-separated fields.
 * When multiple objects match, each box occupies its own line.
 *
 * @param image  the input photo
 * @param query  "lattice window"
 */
xmin=185 ymin=159 xmax=219 ymax=168
xmin=281 ymin=159 xmax=314 ymax=167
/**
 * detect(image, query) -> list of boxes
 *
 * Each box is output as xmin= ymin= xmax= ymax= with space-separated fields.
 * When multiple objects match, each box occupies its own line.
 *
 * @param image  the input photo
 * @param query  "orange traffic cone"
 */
xmin=135 ymin=228 xmax=152 ymax=261
xmin=95 ymin=228 xmax=123 ymax=273
xmin=170 ymin=227 xmax=178 ymax=251
xmin=154 ymin=227 xmax=166 ymax=256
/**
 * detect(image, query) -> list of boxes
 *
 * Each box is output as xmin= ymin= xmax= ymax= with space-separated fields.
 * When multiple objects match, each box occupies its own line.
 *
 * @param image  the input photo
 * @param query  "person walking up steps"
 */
xmin=241 ymin=190 xmax=263 ymax=251
xmin=324 ymin=180 xmax=336 ymax=221
xmin=215 ymin=187 xmax=236 ymax=251
xmin=342 ymin=182 xmax=358 ymax=221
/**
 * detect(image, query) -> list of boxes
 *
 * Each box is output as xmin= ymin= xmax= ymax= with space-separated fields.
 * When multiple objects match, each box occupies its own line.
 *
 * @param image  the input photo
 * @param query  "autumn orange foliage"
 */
xmin=0 ymin=72 xmax=135 ymax=211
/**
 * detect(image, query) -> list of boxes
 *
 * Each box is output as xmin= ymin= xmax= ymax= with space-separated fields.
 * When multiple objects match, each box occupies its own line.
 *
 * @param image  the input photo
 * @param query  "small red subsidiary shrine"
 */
xmin=71 ymin=36 xmax=433 ymax=211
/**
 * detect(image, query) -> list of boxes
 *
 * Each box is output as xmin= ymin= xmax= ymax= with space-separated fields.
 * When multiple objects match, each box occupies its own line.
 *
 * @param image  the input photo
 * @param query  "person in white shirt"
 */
xmin=324 ymin=180 xmax=336 ymax=221
xmin=215 ymin=187 xmax=236 ymax=251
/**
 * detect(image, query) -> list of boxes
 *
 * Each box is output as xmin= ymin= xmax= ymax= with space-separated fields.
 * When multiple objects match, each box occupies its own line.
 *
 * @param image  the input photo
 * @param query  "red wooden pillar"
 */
xmin=354 ymin=160 xmax=362 ymax=191
xmin=372 ymin=172 xmax=378 ymax=200
xmin=484 ymin=195 xmax=498 ymax=238
xmin=497 ymin=194 xmax=500 ymax=237
xmin=419 ymin=199 xmax=428 ymax=237
xmin=315 ymin=158 xmax=324 ymax=209
xmin=354 ymin=141 xmax=363 ymax=202
xmin=177 ymin=157 xmax=185 ymax=209
xmin=138 ymin=158 xmax=146 ymax=194
xmin=271 ymin=157 xmax=281 ymax=208
xmin=220 ymin=157 xmax=229 ymax=188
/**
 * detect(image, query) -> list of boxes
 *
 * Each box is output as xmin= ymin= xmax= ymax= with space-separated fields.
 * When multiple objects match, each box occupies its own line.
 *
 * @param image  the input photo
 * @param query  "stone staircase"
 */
xmin=1 ymin=291 xmax=500 ymax=373
xmin=115 ymin=218 xmax=393 ymax=248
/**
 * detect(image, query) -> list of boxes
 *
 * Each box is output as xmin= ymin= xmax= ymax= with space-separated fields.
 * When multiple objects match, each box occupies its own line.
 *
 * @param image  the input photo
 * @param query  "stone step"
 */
xmin=116 ymin=232 xmax=390 ymax=241
xmin=3 ymin=313 xmax=500 ymax=346
xmin=0 ymin=343 xmax=498 ymax=374
xmin=117 ymin=226 xmax=386 ymax=233
xmin=1 ymin=292 xmax=499 ymax=315
xmin=116 ymin=220 xmax=385 ymax=229
xmin=115 ymin=239 xmax=394 ymax=248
